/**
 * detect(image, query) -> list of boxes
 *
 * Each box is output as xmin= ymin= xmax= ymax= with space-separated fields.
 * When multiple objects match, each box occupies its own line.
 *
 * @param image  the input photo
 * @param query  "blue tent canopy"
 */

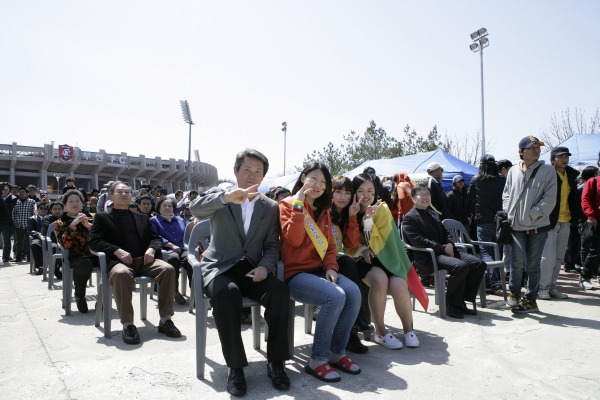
xmin=343 ymin=149 xmax=479 ymax=191
xmin=258 ymin=173 xmax=299 ymax=193
xmin=539 ymin=134 xmax=600 ymax=170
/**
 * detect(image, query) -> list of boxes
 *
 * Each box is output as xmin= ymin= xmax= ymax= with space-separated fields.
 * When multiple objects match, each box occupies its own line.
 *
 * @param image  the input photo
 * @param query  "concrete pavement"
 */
xmin=1 ymin=260 xmax=599 ymax=399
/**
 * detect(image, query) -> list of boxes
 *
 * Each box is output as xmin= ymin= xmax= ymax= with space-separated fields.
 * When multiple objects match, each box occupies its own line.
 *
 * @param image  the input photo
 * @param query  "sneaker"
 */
xmin=512 ymin=297 xmax=539 ymax=313
xmin=538 ymin=289 xmax=551 ymax=300
xmin=507 ymin=292 xmax=521 ymax=308
xmin=549 ymin=289 xmax=568 ymax=299
xmin=579 ymin=278 xmax=593 ymax=290
xmin=374 ymin=332 xmax=403 ymax=350
xmin=405 ymin=332 xmax=420 ymax=348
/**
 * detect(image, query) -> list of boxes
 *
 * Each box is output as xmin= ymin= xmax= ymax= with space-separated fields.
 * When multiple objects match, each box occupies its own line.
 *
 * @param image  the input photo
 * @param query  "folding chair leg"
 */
xmin=479 ymin=275 xmax=487 ymax=308
xmin=304 ymin=304 xmax=312 ymax=334
xmin=499 ymin=268 xmax=508 ymax=301
xmin=251 ymin=306 xmax=261 ymax=350
xmin=188 ymin=279 xmax=195 ymax=313
xmin=435 ymin=272 xmax=447 ymax=319
xmin=95 ymin=283 xmax=102 ymax=327
xmin=197 ymin=303 xmax=209 ymax=379
xmin=180 ymin=268 xmax=187 ymax=296
xmin=140 ymin=283 xmax=148 ymax=320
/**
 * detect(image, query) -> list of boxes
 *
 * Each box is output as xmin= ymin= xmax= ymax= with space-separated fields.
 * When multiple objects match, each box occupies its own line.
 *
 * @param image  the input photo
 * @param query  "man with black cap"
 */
xmin=446 ymin=174 xmax=471 ymax=229
xmin=538 ymin=147 xmax=580 ymax=300
xmin=426 ymin=162 xmax=450 ymax=220
xmin=502 ymin=136 xmax=557 ymax=313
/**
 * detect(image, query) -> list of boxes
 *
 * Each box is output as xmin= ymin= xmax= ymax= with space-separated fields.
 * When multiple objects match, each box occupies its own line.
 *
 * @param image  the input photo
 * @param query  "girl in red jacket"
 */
xmin=280 ymin=163 xmax=362 ymax=383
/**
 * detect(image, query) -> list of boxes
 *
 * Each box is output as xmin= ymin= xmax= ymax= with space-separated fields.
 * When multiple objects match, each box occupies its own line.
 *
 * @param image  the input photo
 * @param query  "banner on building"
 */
xmin=106 ymin=154 xmax=130 ymax=169
xmin=58 ymin=144 xmax=74 ymax=164
xmin=81 ymin=151 xmax=104 ymax=163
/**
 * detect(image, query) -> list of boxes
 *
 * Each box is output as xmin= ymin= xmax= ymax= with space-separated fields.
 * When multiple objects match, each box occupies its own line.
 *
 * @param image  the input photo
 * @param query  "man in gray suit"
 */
xmin=190 ymin=149 xmax=290 ymax=396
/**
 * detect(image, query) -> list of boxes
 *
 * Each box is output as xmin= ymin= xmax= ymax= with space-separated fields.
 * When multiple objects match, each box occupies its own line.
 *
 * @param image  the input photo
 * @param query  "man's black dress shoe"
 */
xmin=446 ymin=304 xmax=465 ymax=319
xmin=35 ymin=268 xmax=43 ymax=275
xmin=76 ymin=298 xmax=88 ymax=313
xmin=227 ymin=368 xmax=247 ymax=396
xmin=267 ymin=361 xmax=290 ymax=391
xmin=459 ymin=302 xmax=477 ymax=316
xmin=122 ymin=325 xmax=141 ymax=344
xmin=158 ymin=319 xmax=181 ymax=338
xmin=345 ymin=332 xmax=369 ymax=354
xmin=54 ymin=267 xmax=62 ymax=280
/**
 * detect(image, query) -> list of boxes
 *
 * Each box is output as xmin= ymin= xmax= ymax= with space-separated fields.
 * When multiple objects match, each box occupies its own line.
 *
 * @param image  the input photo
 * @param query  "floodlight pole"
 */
xmin=479 ymin=46 xmax=485 ymax=155
xmin=282 ymin=122 xmax=287 ymax=174
xmin=180 ymin=100 xmax=195 ymax=190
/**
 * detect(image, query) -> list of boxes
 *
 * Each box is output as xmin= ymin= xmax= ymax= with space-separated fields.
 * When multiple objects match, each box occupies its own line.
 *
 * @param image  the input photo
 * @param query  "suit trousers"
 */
xmin=108 ymin=258 xmax=175 ymax=323
xmin=206 ymin=259 xmax=290 ymax=369
xmin=166 ymin=250 xmax=192 ymax=289
xmin=31 ymin=238 xmax=43 ymax=268
xmin=436 ymin=252 xmax=487 ymax=307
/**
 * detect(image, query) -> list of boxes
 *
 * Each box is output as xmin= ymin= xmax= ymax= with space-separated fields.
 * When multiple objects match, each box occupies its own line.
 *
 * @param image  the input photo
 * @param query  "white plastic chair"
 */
xmin=442 ymin=218 xmax=508 ymax=304
xmin=189 ymin=220 xmax=263 ymax=379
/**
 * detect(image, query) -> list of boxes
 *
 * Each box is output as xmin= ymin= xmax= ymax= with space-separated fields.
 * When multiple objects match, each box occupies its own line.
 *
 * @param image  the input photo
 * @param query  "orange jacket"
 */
xmin=279 ymin=198 xmax=338 ymax=281
xmin=391 ymin=172 xmax=414 ymax=222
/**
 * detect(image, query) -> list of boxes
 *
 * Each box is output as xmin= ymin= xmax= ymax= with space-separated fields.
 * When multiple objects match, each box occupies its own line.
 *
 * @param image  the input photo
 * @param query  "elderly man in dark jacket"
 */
xmin=538 ymin=147 xmax=581 ymax=299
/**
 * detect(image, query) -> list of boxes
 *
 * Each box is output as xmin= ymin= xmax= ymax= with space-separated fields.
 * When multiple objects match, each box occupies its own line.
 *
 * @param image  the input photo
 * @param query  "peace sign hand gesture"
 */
xmin=364 ymin=200 xmax=383 ymax=220
xmin=293 ymin=180 xmax=315 ymax=202
xmin=349 ymin=194 xmax=360 ymax=216
xmin=222 ymin=184 xmax=260 ymax=204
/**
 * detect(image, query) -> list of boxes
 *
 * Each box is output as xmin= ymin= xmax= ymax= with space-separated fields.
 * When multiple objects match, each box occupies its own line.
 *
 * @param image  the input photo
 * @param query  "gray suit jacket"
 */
xmin=189 ymin=187 xmax=281 ymax=287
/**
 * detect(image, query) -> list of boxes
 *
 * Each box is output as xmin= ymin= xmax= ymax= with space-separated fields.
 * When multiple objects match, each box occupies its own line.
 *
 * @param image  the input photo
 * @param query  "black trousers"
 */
xmin=166 ymin=250 xmax=192 ymax=289
xmin=15 ymin=228 xmax=29 ymax=260
xmin=581 ymin=231 xmax=600 ymax=279
xmin=31 ymin=238 xmax=43 ymax=268
xmin=206 ymin=259 xmax=290 ymax=369
xmin=71 ymin=257 xmax=94 ymax=298
xmin=436 ymin=252 xmax=487 ymax=307
xmin=337 ymin=254 xmax=367 ymax=318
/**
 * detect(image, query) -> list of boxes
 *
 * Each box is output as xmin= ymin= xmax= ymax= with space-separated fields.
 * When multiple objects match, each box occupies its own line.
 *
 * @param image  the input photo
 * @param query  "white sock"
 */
xmin=160 ymin=316 xmax=171 ymax=324
xmin=122 ymin=322 xmax=133 ymax=329
xmin=309 ymin=358 xmax=340 ymax=380
xmin=329 ymin=351 xmax=360 ymax=372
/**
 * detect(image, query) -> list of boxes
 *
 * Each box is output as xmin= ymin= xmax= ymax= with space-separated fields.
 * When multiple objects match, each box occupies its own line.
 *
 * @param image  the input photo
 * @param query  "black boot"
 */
xmin=352 ymin=308 xmax=374 ymax=333
xmin=345 ymin=332 xmax=368 ymax=354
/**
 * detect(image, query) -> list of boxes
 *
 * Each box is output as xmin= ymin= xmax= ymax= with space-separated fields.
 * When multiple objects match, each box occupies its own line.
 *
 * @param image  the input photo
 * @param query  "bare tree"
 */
xmin=445 ymin=130 xmax=496 ymax=165
xmin=539 ymin=108 xmax=600 ymax=149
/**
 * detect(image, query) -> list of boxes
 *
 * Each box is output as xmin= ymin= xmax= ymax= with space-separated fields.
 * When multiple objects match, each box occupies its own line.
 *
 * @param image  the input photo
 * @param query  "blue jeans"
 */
xmin=288 ymin=272 xmax=360 ymax=361
xmin=510 ymin=230 xmax=548 ymax=299
xmin=476 ymin=222 xmax=499 ymax=284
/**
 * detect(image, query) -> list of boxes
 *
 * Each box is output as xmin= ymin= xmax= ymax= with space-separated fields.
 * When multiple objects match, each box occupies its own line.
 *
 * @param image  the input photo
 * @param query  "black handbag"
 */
xmin=495 ymin=165 xmax=541 ymax=244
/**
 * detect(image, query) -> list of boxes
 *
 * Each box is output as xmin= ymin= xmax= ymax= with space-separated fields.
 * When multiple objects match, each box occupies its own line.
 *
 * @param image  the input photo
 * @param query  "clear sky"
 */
xmin=2 ymin=1 xmax=599 ymax=181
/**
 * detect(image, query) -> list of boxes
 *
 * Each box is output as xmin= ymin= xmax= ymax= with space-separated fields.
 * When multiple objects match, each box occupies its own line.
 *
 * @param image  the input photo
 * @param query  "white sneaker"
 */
xmin=538 ymin=289 xmax=551 ymax=300
xmin=549 ymin=288 xmax=568 ymax=299
xmin=580 ymin=278 xmax=593 ymax=290
xmin=374 ymin=332 xmax=403 ymax=350
xmin=405 ymin=332 xmax=420 ymax=348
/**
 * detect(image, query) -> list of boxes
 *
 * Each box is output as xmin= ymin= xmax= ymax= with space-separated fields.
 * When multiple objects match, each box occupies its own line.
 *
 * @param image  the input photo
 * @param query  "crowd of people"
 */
xmin=0 ymin=136 xmax=599 ymax=396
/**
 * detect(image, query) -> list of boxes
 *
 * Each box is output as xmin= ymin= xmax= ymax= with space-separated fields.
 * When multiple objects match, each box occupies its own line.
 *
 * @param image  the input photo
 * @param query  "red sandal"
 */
xmin=304 ymin=363 xmax=341 ymax=382
xmin=330 ymin=356 xmax=361 ymax=375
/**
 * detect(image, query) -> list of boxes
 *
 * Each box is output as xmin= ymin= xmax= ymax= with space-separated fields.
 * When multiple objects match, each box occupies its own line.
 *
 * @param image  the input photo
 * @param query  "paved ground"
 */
xmin=1 ymin=260 xmax=599 ymax=400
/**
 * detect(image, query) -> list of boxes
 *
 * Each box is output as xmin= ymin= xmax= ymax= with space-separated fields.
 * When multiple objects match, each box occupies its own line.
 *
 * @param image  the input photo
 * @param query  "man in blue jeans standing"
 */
xmin=502 ymin=136 xmax=557 ymax=313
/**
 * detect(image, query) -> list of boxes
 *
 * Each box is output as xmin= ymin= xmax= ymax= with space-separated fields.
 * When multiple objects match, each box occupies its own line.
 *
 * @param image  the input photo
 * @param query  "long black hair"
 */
xmin=475 ymin=159 xmax=499 ymax=180
xmin=292 ymin=163 xmax=333 ymax=217
xmin=352 ymin=173 xmax=378 ymax=224
xmin=330 ymin=175 xmax=354 ymax=231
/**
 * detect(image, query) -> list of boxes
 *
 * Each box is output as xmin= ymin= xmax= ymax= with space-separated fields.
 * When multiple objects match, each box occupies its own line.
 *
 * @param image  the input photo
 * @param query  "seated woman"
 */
xmin=346 ymin=173 xmax=419 ymax=349
xmin=150 ymin=197 xmax=192 ymax=305
xmin=55 ymin=189 xmax=96 ymax=313
xmin=330 ymin=176 xmax=373 ymax=354
xmin=280 ymin=163 xmax=362 ymax=382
